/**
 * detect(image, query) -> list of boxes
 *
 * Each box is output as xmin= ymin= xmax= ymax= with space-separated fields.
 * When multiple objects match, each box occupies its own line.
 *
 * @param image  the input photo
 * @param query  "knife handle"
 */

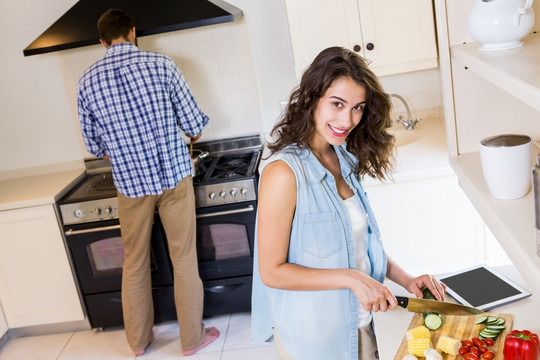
xmin=395 ymin=296 xmax=409 ymax=309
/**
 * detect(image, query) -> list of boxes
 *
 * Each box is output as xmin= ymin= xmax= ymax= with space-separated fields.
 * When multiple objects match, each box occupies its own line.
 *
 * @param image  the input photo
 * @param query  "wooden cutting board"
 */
xmin=393 ymin=312 xmax=513 ymax=360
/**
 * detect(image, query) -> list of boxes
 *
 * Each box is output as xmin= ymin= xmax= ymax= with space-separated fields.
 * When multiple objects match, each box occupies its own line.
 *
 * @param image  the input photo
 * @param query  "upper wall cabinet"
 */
xmin=284 ymin=0 xmax=438 ymax=78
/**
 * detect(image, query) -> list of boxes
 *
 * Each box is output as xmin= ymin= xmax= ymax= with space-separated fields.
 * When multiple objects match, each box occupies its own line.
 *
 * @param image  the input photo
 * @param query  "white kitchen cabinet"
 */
xmin=0 ymin=205 xmax=84 ymax=328
xmin=284 ymin=0 xmax=438 ymax=78
xmin=0 ymin=303 xmax=7 ymax=339
xmin=435 ymin=0 xmax=540 ymax=294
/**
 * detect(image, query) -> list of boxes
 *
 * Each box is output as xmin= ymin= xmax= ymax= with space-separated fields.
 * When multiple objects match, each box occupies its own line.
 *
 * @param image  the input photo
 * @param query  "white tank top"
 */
xmin=343 ymin=194 xmax=373 ymax=327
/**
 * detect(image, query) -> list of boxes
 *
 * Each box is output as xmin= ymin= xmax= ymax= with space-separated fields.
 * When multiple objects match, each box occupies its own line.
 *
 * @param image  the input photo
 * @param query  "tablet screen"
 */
xmin=438 ymin=265 xmax=530 ymax=310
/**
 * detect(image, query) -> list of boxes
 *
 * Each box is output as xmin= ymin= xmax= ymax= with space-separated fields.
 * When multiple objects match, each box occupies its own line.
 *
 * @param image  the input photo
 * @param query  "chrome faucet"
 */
xmin=389 ymin=93 xmax=421 ymax=130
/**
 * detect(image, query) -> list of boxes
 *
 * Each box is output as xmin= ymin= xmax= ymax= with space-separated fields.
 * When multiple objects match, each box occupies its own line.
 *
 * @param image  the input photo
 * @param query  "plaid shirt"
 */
xmin=78 ymin=42 xmax=209 ymax=197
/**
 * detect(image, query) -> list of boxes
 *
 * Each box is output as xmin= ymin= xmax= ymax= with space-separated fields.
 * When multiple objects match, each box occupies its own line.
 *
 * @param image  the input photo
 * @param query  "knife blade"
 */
xmin=395 ymin=296 xmax=483 ymax=315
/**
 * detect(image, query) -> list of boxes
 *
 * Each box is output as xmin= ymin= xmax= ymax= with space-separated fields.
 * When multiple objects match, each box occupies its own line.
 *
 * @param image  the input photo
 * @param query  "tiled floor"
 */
xmin=0 ymin=312 xmax=276 ymax=360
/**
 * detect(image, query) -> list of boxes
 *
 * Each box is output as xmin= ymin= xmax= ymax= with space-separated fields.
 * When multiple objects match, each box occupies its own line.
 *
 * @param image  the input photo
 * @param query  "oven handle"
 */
xmin=65 ymin=224 xmax=121 ymax=236
xmin=196 ymin=205 xmax=255 ymax=219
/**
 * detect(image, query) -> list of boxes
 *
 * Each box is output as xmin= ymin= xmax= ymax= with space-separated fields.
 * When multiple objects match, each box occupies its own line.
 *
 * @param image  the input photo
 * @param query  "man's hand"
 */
xmin=188 ymin=133 xmax=202 ymax=143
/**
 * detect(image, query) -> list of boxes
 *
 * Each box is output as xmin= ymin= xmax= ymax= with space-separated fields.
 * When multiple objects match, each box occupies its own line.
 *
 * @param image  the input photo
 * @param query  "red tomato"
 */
xmin=470 ymin=346 xmax=480 ymax=356
xmin=462 ymin=340 xmax=475 ymax=347
xmin=464 ymin=353 xmax=480 ymax=360
xmin=483 ymin=338 xmax=494 ymax=346
xmin=482 ymin=351 xmax=495 ymax=360
xmin=472 ymin=337 xmax=485 ymax=347
xmin=459 ymin=346 xmax=470 ymax=355
xmin=478 ymin=345 xmax=488 ymax=354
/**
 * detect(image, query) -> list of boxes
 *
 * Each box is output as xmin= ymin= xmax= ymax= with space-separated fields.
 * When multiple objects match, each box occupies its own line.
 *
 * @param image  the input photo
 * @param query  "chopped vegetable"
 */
xmin=425 ymin=348 xmax=443 ymax=360
xmin=408 ymin=338 xmax=432 ymax=357
xmin=424 ymin=313 xmax=443 ymax=331
xmin=406 ymin=325 xmax=431 ymax=340
xmin=436 ymin=335 xmax=461 ymax=355
xmin=401 ymin=355 xmax=418 ymax=360
xmin=422 ymin=288 xmax=443 ymax=330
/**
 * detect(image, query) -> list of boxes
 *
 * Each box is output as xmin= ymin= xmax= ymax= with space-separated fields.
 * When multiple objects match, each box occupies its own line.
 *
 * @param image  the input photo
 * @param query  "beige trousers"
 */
xmin=117 ymin=176 xmax=206 ymax=353
xmin=273 ymin=323 xmax=378 ymax=360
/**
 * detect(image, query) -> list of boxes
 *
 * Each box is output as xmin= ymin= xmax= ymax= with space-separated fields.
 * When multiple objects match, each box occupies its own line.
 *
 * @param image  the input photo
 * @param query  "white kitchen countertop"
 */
xmin=374 ymin=265 xmax=540 ymax=360
xmin=0 ymin=168 xmax=85 ymax=211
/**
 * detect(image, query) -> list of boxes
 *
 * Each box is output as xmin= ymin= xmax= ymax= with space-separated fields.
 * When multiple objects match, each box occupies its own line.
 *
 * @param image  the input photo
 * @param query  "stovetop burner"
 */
xmin=194 ymin=151 xmax=259 ymax=185
xmin=62 ymin=173 xmax=117 ymax=204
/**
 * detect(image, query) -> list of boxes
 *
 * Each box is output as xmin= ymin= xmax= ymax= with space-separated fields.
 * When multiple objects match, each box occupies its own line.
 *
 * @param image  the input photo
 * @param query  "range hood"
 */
xmin=23 ymin=0 xmax=242 ymax=57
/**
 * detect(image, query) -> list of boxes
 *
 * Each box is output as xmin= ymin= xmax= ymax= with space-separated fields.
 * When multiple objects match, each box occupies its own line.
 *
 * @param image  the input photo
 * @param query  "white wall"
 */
xmin=0 ymin=0 xmax=442 ymax=176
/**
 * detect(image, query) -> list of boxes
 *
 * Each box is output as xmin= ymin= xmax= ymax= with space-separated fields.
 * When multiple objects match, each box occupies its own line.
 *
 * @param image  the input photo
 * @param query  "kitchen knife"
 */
xmin=394 ymin=296 xmax=483 ymax=315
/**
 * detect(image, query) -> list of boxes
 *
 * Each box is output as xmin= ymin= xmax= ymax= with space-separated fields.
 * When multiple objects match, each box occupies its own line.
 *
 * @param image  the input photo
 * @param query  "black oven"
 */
xmin=63 ymin=214 xmax=176 ymax=328
xmin=196 ymin=201 xmax=256 ymax=316
xmin=58 ymin=135 xmax=263 ymax=328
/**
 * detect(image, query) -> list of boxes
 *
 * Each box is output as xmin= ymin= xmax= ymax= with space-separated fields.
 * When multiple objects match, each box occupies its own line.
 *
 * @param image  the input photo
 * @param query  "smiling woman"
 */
xmin=250 ymin=46 xmax=446 ymax=360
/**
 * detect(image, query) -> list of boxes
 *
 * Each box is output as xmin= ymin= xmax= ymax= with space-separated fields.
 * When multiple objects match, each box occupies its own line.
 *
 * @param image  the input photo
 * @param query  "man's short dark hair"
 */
xmin=97 ymin=9 xmax=134 ymax=45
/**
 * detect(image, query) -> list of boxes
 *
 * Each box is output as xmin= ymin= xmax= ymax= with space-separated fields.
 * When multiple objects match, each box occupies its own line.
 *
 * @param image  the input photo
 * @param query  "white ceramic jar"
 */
xmin=468 ymin=0 xmax=535 ymax=51
xmin=480 ymin=134 xmax=532 ymax=200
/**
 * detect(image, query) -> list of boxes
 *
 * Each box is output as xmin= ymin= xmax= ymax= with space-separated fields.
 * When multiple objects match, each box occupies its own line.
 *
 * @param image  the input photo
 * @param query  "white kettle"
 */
xmin=468 ymin=0 xmax=535 ymax=51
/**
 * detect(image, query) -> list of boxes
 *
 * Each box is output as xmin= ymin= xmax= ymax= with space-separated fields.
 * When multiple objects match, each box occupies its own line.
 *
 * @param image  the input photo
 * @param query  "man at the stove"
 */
xmin=77 ymin=9 xmax=218 ymax=357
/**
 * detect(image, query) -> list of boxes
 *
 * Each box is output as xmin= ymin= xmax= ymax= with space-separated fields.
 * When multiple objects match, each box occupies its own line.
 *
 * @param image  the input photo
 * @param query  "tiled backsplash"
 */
xmin=139 ymin=18 xmax=264 ymax=142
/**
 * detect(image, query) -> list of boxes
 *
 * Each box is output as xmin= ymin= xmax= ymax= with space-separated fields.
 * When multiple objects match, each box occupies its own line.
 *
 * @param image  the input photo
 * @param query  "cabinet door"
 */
xmin=285 ymin=0 xmax=438 ymax=78
xmin=0 ymin=205 xmax=84 ymax=328
xmin=357 ymin=0 xmax=438 ymax=75
xmin=284 ymin=0 xmax=363 ymax=77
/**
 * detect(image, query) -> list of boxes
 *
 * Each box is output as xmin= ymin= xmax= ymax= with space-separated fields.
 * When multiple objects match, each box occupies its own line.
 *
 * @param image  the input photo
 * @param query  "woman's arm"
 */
xmin=386 ymin=255 xmax=446 ymax=300
xmin=257 ymin=160 xmax=398 ymax=312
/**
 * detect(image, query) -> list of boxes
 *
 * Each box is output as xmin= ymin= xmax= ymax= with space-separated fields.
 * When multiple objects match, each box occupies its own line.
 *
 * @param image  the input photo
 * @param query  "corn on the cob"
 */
xmin=436 ymin=335 xmax=461 ymax=355
xmin=407 ymin=338 xmax=432 ymax=357
xmin=406 ymin=325 xmax=430 ymax=340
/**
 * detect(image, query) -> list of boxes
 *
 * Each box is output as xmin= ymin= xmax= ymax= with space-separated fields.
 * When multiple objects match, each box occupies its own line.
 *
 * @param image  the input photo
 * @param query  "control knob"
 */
xmin=74 ymin=208 xmax=85 ymax=218
xmin=95 ymin=207 xmax=102 ymax=216
xmin=104 ymin=206 xmax=112 ymax=216
xmin=241 ymin=188 xmax=247 ymax=197
xmin=219 ymin=191 xmax=227 ymax=199
xmin=209 ymin=192 xmax=216 ymax=202
xmin=230 ymin=189 xmax=238 ymax=199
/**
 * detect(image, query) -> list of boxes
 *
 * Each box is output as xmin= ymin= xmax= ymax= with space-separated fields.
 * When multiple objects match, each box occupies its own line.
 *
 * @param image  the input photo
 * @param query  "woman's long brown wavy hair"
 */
xmin=267 ymin=46 xmax=395 ymax=181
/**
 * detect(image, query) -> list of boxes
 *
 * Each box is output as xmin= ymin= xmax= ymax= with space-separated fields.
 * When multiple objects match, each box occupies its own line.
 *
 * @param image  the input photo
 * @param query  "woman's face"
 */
xmin=312 ymin=76 xmax=366 ymax=148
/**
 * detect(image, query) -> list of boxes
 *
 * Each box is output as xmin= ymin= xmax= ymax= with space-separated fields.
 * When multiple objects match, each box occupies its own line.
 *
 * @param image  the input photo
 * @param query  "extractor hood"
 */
xmin=23 ymin=0 xmax=242 ymax=56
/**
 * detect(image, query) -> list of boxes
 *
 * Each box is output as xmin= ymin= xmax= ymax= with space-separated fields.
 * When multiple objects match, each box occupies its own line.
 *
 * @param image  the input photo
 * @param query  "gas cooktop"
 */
xmin=58 ymin=135 xmax=263 ymax=223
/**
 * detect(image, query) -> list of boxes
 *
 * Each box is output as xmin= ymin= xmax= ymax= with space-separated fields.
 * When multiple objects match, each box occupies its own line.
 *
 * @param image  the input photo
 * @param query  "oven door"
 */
xmin=64 ymin=214 xmax=173 ymax=295
xmin=196 ymin=201 xmax=256 ymax=281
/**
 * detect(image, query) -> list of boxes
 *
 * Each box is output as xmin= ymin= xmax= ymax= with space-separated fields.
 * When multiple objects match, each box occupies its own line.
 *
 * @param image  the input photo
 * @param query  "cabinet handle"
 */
xmin=366 ymin=43 xmax=375 ymax=51
xmin=353 ymin=44 xmax=361 ymax=52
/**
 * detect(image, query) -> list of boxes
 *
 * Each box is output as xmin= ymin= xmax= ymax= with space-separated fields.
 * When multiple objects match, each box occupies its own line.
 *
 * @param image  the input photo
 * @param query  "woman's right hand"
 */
xmin=350 ymin=271 xmax=397 ymax=312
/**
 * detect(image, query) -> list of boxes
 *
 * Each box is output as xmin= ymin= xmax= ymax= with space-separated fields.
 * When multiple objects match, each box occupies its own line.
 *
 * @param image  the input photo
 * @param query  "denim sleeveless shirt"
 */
xmin=250 ymin=144 xmax=387 ymax=360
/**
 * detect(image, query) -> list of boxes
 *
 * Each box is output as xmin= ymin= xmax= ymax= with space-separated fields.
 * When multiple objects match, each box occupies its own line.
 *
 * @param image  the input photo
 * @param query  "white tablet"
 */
xmin=437 ymin=265 xmax=531 ymax=311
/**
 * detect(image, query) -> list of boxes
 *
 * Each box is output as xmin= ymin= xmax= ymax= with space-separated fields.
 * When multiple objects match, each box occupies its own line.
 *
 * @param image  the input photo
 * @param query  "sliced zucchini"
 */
xmin=486 ymin=316 xmax=500 ymax=324
xmin=486 ymin=324 xmax=506 ymax=331
xmin=479 ymin=330 xmax=499 ymax=338
xmin=424 ymin=313 xmax=443 ymax=331
xmin=475 ymin=316 xmax=488 ymax=324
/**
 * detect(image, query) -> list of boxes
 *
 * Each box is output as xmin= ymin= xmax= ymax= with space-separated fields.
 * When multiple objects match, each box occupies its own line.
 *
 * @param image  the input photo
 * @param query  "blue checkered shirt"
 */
xmin=78 ymin=42 xmax=209 ymax=197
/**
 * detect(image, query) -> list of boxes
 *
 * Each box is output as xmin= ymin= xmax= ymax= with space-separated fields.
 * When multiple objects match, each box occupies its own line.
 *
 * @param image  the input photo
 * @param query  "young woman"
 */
xmin=250 ymin=47 xmax=446 ymax=359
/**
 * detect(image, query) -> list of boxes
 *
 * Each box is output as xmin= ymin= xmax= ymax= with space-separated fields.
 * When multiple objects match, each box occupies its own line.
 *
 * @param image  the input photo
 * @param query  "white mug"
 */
xmin=480 ymin=134 xmax=532 ymax=200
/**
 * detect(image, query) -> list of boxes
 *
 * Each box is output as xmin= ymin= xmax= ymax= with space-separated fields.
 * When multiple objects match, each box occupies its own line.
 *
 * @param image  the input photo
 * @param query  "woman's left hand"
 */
xmin=403 ymin=274 xmax=446 ymax=301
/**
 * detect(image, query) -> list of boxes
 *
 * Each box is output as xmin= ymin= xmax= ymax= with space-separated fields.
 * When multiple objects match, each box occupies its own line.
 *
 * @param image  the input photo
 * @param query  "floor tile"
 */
xmin=0 ymin=332 xmax=73 ymax=360
xmin=223 ymin=312 xmax=272 ymax=351
xmin=57 ymin=327 xmax=133 ymax=359
xmin=0 ymin=312 xmax=263 ymax=359
xmin=220 ymin=345 xmax=277 ymax=360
